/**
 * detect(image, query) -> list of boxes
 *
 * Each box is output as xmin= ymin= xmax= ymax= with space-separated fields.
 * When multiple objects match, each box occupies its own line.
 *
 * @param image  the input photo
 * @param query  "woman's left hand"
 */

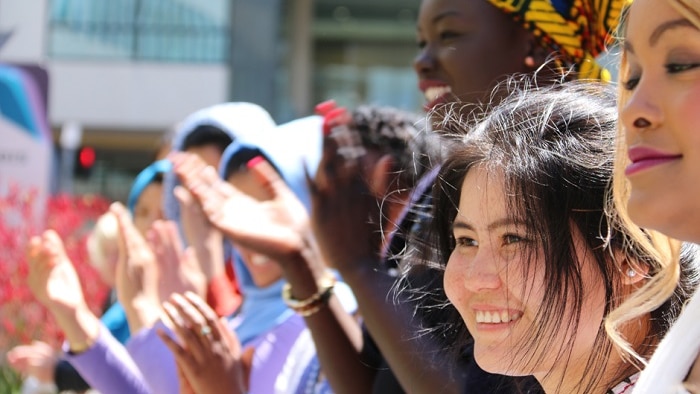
xmin=158 ymin=291 xmax=248 ymax=394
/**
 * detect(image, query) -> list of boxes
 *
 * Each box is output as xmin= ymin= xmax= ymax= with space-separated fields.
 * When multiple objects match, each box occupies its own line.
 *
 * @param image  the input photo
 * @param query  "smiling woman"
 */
xmin=617 ymin=0 xmax=700 ymax=243
xmin=609 ymin=0 xmax=700 ymax=392
xmin=417 ymin=80 xmax=699 ymax=394
xmin=413 ymin=0 xmax=623 ymax=114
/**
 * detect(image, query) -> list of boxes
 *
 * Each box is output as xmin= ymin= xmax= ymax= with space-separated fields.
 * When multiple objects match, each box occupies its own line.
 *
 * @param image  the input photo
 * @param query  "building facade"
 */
xmin=0 ymin=0 xmax=422 ymax=200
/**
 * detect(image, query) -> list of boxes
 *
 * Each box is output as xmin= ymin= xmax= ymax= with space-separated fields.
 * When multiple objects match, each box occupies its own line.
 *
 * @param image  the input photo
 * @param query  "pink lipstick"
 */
xmin=625 ymin=146 xmax=681 ymax=176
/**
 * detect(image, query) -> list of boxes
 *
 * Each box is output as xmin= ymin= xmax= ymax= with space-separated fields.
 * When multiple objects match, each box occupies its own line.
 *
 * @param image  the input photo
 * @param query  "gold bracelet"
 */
xmin=68 ymin=332 xmax=98 ymax=355
xmin=282 ymin=274 xmax=336 ymax=314
xmin=296 ymin=288 xmax=334 ymax=317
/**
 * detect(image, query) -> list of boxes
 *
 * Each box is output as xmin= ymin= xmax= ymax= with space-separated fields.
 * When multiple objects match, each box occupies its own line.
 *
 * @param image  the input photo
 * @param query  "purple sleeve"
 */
xmin=249 ymin=314 xmax=310 ymax=393
xmin=62 ymin=324 xmax=151 ymax=394
xmin=126 ymin=320 xmax=179 ymax=394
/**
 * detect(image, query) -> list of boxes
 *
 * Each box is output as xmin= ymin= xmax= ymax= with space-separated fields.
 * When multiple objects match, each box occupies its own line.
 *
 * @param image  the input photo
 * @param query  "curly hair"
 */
xmin=349 ymin=105 xmax=442 ymax=191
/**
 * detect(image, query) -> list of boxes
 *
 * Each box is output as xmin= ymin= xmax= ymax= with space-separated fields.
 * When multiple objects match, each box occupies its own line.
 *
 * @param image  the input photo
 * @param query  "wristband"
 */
xmin=282 ymin=274 xmax=336 ymax=316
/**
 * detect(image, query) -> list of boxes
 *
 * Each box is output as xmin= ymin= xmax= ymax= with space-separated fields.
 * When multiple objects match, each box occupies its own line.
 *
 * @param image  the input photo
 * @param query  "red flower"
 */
xmin=0 ymin=186 xmax=111 ymax=352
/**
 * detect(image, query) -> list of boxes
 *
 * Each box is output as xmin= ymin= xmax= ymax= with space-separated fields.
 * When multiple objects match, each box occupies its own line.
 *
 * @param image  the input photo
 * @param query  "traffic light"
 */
xmin=74 ymin=146 xmax=96 ymax=178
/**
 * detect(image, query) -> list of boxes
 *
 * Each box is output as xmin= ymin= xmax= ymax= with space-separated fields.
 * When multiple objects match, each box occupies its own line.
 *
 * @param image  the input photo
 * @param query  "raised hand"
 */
xmin=111 ymin=202 xmax=161 ymax=332
xmin=310 ymin=132 xmax=384 ymax=275
xmin=158 ymin=292 xmax=247 ymax=394
xmin=26 ymin=230 xmax=89 ymax=317
xmin=6 ymin=341 xmax=58 ymax=383
xmin=26 ymin=230 xmax=100 ymax=352
xmin=174 ymin=185 xmax=225 ymax=281
xmin=170 ymin=151 xmax=311 ymax=264
xmin=146 ymin=220 xmax=207 ymax=302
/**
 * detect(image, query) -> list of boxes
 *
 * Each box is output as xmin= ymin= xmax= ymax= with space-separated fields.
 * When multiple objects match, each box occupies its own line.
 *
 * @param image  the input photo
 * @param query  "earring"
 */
xmin=627 ymin=268 xmax=636 ymax=278
xmin=524 ymin=56 xmax=536 ymax=68
xmin=633 ymin=117 xmax=651 ymax=129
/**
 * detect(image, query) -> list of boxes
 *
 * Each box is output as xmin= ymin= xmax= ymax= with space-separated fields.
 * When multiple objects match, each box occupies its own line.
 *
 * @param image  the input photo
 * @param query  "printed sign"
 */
xmin=0 ymin=64 xmax=52 ymax=226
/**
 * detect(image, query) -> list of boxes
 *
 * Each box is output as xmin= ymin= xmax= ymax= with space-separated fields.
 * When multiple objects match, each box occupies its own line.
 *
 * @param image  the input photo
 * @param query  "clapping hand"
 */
xmin=170 ymin=151 xmax=311 ymax=264
xmin=158 ymin=292 xmax=249 ymax=394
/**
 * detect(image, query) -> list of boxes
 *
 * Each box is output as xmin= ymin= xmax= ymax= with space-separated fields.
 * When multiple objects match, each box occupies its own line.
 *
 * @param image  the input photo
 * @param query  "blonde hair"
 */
xmin=605 ymin=0 xmax=696 ymax=364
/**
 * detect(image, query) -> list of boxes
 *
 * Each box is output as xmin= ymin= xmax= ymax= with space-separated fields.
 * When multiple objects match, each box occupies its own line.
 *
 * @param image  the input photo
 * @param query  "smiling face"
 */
xmin=443 ymin=165 xmax=607 ymax=392
xmin=414 ymin=0 xmax=532 ymax=111
xmin=620 ymin=0 xmax=700 ymax=243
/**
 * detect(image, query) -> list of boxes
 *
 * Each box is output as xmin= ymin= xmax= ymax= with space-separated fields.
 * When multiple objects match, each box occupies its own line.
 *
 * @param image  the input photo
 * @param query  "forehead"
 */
xmin=458 ymin=165 xmax=507 ymax=214
xmin=185 ymin=144 xmax=223 ymax=167
xmin=626 ymin=0 xmax=685 ymax=42
xmin=418 ymin=0 xmax=509 ymax=25
xmin=136 ymin=182 xmax=162 ymax=207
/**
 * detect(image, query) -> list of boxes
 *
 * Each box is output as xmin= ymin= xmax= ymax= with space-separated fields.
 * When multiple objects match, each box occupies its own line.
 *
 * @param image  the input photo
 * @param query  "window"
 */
xmin=49 ymin=0 xmax=230 ymax=63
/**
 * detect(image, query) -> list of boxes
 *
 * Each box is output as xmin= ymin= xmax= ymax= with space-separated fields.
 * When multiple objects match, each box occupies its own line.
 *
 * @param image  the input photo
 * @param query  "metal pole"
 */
xmin=58 ymin=121 xmax=82 ymax=194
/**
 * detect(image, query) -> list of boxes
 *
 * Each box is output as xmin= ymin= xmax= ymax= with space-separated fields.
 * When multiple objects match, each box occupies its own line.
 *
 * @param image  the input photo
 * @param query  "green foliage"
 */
xmin=0 ymin=364 xmax=22 ymax=394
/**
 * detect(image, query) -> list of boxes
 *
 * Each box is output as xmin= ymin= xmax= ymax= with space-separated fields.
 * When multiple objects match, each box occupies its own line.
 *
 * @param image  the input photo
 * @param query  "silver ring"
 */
xmin=200 ymin=325 xmax=212 ymax=337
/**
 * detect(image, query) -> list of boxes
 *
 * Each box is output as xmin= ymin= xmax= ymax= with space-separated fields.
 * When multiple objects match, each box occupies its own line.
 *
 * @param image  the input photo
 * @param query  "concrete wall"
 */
xmin=0 ymin=0 xmax=47 ymax=63
xmin=0 ymin=0 xmax=230 ymax=132
xmin=48 ymin=61 xmax=228 ymax=130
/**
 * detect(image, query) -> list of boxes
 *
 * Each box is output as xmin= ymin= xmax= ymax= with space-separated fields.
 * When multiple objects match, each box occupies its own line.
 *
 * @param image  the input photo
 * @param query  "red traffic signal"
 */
xmin=75 ymin=146 xmax=96 ymax=177
xmin=79 ymin=146 xmax=96 ymax=168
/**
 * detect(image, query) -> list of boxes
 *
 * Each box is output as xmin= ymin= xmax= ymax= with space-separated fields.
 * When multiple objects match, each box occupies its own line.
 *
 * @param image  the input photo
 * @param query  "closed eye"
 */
xmin=622 ymin=75 xmax=640 ymax=91
xmin=439 ymin=30 xmax=460 ymax=41
xmin=666 ymin=63 xmax=700 ymax=73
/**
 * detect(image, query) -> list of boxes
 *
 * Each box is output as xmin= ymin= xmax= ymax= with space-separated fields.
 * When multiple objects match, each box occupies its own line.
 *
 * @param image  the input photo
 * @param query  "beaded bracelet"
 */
xmin=282 ymin=274 xmax=336 ymax=316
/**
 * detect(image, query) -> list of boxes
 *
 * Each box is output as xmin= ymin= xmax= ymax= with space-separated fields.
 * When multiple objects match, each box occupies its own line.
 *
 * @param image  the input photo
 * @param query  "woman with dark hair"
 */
xmin=424 ymin=81 xmax=698 ymax=393
xmin=303 ymin=1 xmax=628 ymax=392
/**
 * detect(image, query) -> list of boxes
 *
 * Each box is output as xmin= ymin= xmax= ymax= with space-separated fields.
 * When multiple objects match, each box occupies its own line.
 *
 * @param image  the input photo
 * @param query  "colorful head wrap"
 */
xmin=487 ymin=0 xmax=630 ymax=81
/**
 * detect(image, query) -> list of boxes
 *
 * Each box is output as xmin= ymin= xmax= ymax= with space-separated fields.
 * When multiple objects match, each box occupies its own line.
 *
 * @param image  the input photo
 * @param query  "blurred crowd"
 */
xmin=5 ymin=0 xmax=700 ymax=393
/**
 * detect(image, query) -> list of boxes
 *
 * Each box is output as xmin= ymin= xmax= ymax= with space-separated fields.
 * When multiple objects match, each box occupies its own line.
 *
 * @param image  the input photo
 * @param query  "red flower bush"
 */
xmin=0 ymin=186 xmax=111 ymax=355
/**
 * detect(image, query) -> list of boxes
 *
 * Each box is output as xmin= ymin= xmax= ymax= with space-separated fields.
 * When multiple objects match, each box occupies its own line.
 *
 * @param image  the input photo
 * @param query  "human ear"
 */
xmin=368 ymin=154 xmax=394 ymax=199
xmin=619 ymin=254 xmax=651 ymax=286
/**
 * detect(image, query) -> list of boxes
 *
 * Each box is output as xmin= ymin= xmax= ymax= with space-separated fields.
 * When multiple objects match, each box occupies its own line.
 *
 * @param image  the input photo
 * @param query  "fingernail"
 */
xmin=314 ymin=99 xmax=336 ymax=116
xmin=323 ymin=107 xmax=349 ymax=136
xmin=247 ymin=156 xmax=265 ymax=169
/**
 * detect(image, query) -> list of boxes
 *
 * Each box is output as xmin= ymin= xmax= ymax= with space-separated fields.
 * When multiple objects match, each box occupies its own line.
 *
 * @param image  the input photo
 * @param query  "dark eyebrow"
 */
xmin=433 ymin=10 xmax=461 ymax=24
xmin=452 ymin=217 xmax=527 ymax=233
xmin=650 ymin=19 xmax=698 ymax=46
xmin=417 ymin=10 xmax=463 ymax=33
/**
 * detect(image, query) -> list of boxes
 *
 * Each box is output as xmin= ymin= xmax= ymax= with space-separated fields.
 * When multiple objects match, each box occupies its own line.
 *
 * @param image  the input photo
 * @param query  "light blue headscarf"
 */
xmin=127 ymin=159 xmax=172 ymax=214
xmin=218 ymin=116 xmax=325 ymax=345
xmin=163 ymin=102 xmax=276 ymax=221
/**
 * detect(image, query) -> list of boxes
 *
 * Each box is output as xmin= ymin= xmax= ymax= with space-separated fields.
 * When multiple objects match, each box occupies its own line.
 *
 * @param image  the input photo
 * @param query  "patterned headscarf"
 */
xmin=488 ymin=0 xmax=631 ymax=81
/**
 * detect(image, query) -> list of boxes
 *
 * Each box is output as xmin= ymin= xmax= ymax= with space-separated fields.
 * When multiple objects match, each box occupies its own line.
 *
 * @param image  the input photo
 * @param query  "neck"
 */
xmin=536 ymin=347 xmax=629 ymax=394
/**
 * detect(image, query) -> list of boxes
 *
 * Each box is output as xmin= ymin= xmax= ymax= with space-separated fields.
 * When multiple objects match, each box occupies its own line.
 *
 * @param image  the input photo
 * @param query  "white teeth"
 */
xmin=475 ymin=310 xmax=521 ymax=324
xmin=424 ymin=86 xmax=451 ymax=101
xmin=250 ymin=255 xmax=270 ymax=266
